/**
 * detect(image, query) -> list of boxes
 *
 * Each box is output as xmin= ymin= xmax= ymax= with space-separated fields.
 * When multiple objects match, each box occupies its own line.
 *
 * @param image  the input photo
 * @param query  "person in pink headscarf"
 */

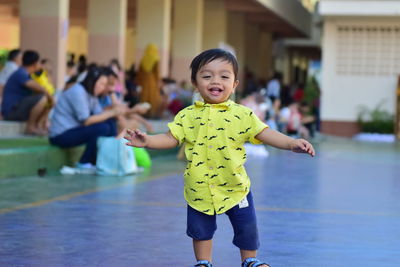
xmin=109 ymin=58 xmax=126 ymax=99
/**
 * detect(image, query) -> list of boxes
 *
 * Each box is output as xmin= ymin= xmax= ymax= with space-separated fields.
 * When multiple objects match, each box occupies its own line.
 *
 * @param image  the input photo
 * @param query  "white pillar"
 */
xmin=171 ymin=0 xmax=204 ymax=82
xmin=88 ymin=0 xmax=127 ymax=66
xmin=136 ymin=0 xmax=171 ymax=77
xmin=20 ymin=0 xmax=69 ymax=89
xmin=202 ymin=0 xmax=227 ymax=50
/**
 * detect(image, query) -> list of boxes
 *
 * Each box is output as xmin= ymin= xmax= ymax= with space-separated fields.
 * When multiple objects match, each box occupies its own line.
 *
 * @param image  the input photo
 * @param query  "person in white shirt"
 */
xmin=266 ymin=71 xmax=282 ymax=103
xmin=266 ymin=71 xmax=283 ymax=121
xmin=0 ymin=49 xmax=22 ymax=98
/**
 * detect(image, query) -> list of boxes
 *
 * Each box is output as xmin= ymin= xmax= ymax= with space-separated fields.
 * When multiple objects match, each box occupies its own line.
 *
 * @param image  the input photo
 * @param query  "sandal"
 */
xmin=242 ymin=257 xmax=270 ymax=267
xmin=193 ymin=260 xmax=213 ymax=267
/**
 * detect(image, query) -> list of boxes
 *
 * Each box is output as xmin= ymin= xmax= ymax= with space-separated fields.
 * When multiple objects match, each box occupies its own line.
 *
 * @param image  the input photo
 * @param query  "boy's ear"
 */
xmin=233 ymin=79 xmax=239 ymax=92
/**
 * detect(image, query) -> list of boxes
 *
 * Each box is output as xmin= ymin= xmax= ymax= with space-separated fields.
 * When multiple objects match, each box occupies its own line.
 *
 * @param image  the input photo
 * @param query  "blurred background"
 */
xmin=1 ymin=0 xmax=398 ymax=139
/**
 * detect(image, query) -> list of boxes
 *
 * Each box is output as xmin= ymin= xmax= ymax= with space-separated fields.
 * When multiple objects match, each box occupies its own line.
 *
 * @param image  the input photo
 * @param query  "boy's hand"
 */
xmin=290 ymin=139 xmax=315 ymax=157
xmin=124 ymin=129 xmax=148 ymax=147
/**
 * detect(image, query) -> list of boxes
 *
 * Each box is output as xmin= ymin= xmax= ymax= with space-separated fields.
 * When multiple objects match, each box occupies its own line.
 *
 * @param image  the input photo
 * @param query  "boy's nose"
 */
xmin=210 ymin=78 xmax=221 ymax=84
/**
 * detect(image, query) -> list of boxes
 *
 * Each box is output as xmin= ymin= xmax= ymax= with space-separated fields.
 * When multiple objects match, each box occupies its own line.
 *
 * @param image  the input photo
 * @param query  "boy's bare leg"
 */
xmin=193 ymin=239 xmax=213 ymax=262
xmin=26 ymin=96 xmax=47 ymax=135
xmin=240 ymin=249 xmax=269 ymax=266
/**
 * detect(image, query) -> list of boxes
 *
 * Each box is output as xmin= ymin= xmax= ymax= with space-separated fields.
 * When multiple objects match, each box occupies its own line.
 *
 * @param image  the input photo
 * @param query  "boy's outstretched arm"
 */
xmin=124 ymin=129 xmax=179 ymax=149
xmin=255 ymin=127 xmax=315 ymax=157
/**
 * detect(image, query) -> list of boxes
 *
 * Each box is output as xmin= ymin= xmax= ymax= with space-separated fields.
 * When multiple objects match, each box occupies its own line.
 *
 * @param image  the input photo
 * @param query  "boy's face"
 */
xmin=193 ymin=59 xmax=238 ymax=104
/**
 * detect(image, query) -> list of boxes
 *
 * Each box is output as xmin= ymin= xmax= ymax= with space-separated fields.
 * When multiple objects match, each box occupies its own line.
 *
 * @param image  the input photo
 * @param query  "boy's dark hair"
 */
xmin=80 ymin=66 xmax=106 ymax=95
xmin=190 ymin=48 xmax=238 ymax=84
xmin=8 ymin=49 xmax=21 ymax=61
xmin=22 ymin=50 xmax=40 ymax=66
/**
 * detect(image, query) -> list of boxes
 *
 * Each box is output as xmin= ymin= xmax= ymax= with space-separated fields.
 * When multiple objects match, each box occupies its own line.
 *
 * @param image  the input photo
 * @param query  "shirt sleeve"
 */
xmin=247 ymin=110 xmax=269 ymax=144
xmin=92 ymin=97 xmax=103 ymax=115
xmin=20 ymin=70 xmax=31 ymax=86
xmin=167 ymin=110 xmax=186 ymax=145
xmin=69 ymin=86 xmax=91 ymax=122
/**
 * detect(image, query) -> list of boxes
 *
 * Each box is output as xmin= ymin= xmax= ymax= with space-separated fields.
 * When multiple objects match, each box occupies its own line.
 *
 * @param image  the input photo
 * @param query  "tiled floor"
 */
xmin=1 ymin=138 xmax=400 ymax=266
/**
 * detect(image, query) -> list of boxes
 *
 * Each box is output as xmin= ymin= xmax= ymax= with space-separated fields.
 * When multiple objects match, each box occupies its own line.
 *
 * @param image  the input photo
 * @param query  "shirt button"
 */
xmin=208 ymin=145 xmax=213 ymax=149
xmin=209 ymin=123 xmax=214 ymax=127
xmin=209 ymin=167 xmax=213 ymax=170
xmin=210 ymin=185 xmax=215 ymax=188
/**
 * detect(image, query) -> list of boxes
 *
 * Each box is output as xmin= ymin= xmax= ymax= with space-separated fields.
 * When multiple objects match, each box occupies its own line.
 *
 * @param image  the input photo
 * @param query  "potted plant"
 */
xmin=355 ymin=101 xmax=395 ymax=142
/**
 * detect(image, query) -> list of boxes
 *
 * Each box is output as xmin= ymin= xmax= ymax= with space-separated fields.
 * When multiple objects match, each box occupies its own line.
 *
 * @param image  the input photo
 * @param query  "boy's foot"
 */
xmin=193 ymin=260 xmax=213 ymax=267
xmin=242 ymin=258 xmax=270 ymax=267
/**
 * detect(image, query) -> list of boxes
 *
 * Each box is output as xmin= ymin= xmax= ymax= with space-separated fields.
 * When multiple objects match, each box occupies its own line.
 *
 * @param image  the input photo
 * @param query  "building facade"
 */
xmin=0 ymin=0 xmax=312 ymax=92
xmin=320 ymin=0 xmax=400 ymax=136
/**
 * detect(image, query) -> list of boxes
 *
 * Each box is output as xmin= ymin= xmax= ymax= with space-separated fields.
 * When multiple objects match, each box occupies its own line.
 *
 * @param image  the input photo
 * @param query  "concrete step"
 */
xmin=0 ymin=119 xmax=171 ymax=138
xmin=0 ymin=121 xmax=26 ymax=137
xmin=0 ymin=119 xmax=175 ymax=178
xmin=0 ymin=136 xmax=178 ymax=179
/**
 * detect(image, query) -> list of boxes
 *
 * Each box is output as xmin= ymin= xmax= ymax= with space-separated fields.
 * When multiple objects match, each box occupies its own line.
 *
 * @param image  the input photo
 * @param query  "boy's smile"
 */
xmin=194 ymin=59 xmax=239 ymax=104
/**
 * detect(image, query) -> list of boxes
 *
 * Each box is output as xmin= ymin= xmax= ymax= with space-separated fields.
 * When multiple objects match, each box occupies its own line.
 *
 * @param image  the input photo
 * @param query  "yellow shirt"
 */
xmin=168 ymin=100 xmax=268 ymax=215
xmin=31 ymin=70 xmax=55 ymax=95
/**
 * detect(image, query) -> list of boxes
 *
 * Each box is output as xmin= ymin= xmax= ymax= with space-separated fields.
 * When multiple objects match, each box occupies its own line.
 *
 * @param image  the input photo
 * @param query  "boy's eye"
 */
xmin=202 ymin=76 xmax=211 ymax=79
xmin=221 ymin=76 xmax=230 ymax=79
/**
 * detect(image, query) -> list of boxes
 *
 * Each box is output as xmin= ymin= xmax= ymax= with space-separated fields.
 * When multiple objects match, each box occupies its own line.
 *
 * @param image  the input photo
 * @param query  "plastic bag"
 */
xmin=96 ymin=137 xmax=138 ymax=176
xmin=133 ymin=147 xmax=152 ymax=168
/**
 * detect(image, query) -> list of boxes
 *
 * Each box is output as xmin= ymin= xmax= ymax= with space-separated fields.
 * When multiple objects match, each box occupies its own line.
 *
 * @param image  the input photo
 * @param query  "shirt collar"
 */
xmin=194 ymin=100 xmax=232 ymax=109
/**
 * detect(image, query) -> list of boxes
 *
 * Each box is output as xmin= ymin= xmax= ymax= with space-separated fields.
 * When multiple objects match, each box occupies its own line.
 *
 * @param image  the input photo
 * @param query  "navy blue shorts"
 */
xmin=186 ymin=191 xmax=260 ymax=250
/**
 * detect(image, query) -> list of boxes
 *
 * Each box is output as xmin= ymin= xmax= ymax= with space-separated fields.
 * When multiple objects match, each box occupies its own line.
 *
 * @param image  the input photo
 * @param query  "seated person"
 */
xmin=31 ymin=59 xmax=56 ymax=96
xmin=65 ymin=61 xmax=77 ymax=84
xmin=284 ymin=102 xmax=311 ymax=139
xmin=49 ymin=67 xmax=126 ymax=168
xmin=299 ymin=101 xmax=316 ymax=138
xmin=240 ymin=92 xmax=268 ymax=121
xmin=100 ymin=68 xmax=153 ymax=134
xmin=1 ymin=50 xmax=53 ymax=135
xmin=0 ymin=49 xmax=22 ymax=101
xmin=124 ymin=64 xmax=140 ymax=108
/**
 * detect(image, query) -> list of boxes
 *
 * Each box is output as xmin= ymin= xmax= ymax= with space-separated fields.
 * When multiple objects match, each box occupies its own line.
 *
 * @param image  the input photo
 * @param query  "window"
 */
xmin=336 ymin=25 xmax=400 ymax=76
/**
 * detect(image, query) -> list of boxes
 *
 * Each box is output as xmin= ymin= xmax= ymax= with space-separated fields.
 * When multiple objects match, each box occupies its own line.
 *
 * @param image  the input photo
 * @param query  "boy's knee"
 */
xmin=186 ymin=206 xmax=217 ymax=240
xmin=232 ymin=222 xmax=259 ymax=250
xmin=186 ymin=224 xmax=215 ymax=240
